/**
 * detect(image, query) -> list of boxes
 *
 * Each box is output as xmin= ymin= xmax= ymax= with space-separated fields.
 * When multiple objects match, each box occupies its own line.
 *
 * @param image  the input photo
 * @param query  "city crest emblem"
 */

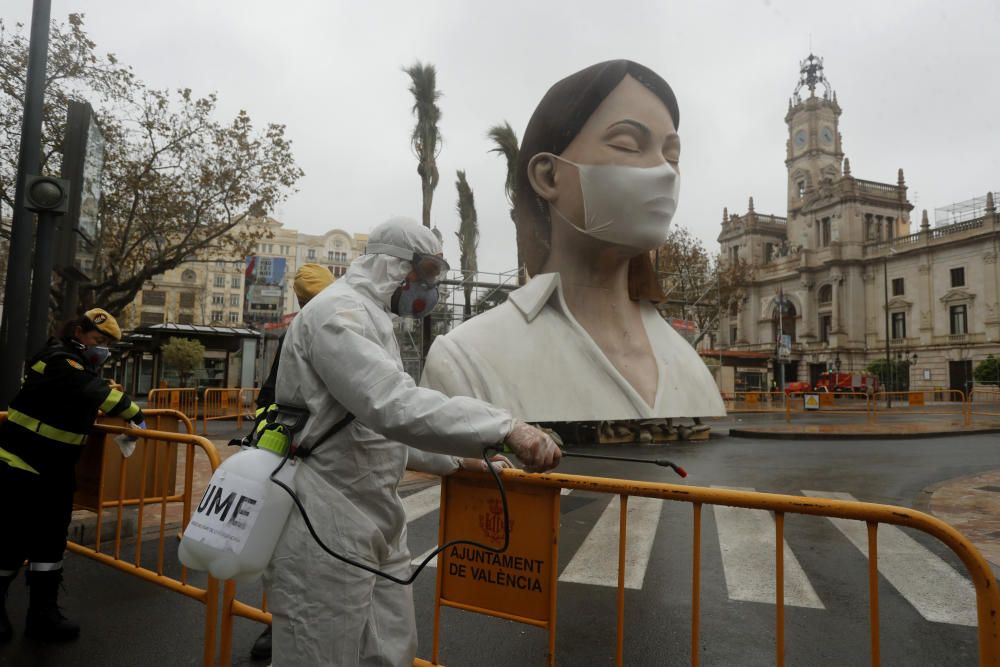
xmin=478 ymin=498 xmax=512 ymax=545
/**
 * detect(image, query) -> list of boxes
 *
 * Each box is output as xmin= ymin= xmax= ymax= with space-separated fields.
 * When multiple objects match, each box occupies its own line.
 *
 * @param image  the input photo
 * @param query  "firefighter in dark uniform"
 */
xmin=0 ymin=309 xmax=145 ymax=643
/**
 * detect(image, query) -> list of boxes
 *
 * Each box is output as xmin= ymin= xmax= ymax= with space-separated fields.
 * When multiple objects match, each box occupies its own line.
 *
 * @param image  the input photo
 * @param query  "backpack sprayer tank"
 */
xmin=178 ymin=425 xmax=297 ymax=582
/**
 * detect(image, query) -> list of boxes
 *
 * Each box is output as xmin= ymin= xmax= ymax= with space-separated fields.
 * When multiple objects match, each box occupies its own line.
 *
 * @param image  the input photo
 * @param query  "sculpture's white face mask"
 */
xmin=549 ymin=154 xmax=680 ymax=251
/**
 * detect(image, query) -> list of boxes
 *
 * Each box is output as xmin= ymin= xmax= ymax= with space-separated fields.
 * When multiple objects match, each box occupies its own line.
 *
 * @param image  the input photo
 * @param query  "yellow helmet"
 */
xmin=84 ymin=308 xmax=122 ymax=341
xmin=293 ymin=263 xmax=334 ymax=305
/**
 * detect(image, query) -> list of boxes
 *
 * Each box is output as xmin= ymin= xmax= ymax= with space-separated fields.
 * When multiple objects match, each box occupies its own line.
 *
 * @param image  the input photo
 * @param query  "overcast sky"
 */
xmin=15 ymin=0 xmax=1000 ymax=272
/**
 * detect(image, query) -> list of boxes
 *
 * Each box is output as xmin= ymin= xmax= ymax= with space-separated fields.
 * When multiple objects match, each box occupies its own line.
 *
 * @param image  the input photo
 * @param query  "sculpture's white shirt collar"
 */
xmin=508 ymin=273 xmax=562 ymax=323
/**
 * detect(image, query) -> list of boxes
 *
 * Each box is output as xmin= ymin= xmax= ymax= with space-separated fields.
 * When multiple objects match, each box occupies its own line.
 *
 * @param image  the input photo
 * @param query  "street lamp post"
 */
xmin=883 ymin=249 xmax=895 ymax=408
xmin=0 ymin=0 xmax=53 ymax=408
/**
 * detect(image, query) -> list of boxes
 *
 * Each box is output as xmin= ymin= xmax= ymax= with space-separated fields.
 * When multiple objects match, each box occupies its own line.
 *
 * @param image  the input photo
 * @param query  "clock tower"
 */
xmin=785 ymin=54 xmax=844 ymax=213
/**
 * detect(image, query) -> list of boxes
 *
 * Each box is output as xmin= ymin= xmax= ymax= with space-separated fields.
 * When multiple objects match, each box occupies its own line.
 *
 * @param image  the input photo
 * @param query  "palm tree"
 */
xmin=486 ymin=121 xmax=522 ymax=282
xmin=455 ymin=170 xmax=479 ymax=320
xmin=403 ymin=62 xmax=443 ymax=229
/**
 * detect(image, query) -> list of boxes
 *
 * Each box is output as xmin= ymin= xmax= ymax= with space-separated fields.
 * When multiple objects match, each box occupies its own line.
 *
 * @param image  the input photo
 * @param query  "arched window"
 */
xmin=818 ymin=284 xmax=832 ymax=305
xmin=182 ymin=269 xmax=196 ymax=283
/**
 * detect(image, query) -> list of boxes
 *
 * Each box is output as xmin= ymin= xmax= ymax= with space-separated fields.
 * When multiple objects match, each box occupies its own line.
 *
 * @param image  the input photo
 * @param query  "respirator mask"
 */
xmin=83 ymin=346 xmax=112 ymax=367
xmin=368 ymin=242 xmax=449 ymax=320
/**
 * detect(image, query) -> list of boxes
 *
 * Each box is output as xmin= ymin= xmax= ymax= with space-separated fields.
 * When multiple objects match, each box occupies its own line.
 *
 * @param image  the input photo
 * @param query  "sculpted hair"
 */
xmin=513 ymin=60 xmax=679 ymax=300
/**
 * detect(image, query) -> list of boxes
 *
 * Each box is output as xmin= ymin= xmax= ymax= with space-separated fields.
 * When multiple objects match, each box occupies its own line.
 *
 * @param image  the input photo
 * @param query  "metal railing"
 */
xmin=723 ymin=391 xmax=787 ymax=413
xmin=872 ymin=390 xmax=969 ymax=425
xmin=147 ymin=388 xmax=199 ymax=419
xmin=201 ymin=387 xmax=259 ymax=433
xmin=968 ymin=388 xmax=1000 ymax=426
xmin=426 ymin=470 xmax=1000 ymax=667
xmin=785 ymin=391 xmax=873 ymax=423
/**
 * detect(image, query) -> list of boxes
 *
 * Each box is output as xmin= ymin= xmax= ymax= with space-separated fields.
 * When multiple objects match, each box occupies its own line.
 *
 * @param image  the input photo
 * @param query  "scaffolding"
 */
xmin=934 ymin=192 xmax=1000 ymax=227
xmin=396 ymin=268 xmax=522 ymax=379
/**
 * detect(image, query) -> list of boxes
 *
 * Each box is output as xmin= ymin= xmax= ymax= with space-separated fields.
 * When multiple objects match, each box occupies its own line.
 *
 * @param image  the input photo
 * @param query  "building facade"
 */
xmin=719 ymin=54 xmax=1000 ymax=395
xmin=123 ymin=217 xmax=368 ymax=329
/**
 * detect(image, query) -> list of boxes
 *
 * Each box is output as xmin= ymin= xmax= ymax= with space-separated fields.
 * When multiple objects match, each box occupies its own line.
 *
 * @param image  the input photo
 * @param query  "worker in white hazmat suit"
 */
xmin=266 ymin=217 xmax=561 ymax=666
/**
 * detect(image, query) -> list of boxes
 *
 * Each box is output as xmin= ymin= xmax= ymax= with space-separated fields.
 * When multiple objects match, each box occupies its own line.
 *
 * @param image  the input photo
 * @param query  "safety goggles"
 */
xmin=367 ymin=243 xmax=450 ymax=286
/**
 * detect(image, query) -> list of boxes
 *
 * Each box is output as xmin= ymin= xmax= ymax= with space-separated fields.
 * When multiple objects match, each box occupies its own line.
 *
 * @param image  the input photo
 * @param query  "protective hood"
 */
xmin=343 ymin=217 xmax=442 ymax=309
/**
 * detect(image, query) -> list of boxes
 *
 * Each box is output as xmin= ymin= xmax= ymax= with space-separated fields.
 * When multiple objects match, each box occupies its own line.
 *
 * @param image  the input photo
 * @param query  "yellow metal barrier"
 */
xmin=872 ymin=390 xmax=969 ymax=425
xmin=213 ymin=467 xmax=1000 ymax=667
xmin=76 ymin=410 xmax=198 ymax=515
xmin=969 ymin=388 xmax=1000 ymax=427
xmin=147 ymin=387 xmax=199 ymax=420
xmin=723 ymin=391 xmax=787 ymax=413
xmin=0 ymin=411 xmax=224 ymax=666
xmin=201 ymin=387 xmax=259 ymax=434
xmin=421 ymin=470 xmax=1000 ymax=667
xmin=785 ymin=391 xmax=873 ymax=423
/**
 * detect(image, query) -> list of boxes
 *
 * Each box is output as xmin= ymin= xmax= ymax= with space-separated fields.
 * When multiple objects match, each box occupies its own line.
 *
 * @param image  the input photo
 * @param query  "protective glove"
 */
xmin=115 ymin=419 xmax=146 ymax=458
xmin=457 ymin=453 xmax=514 ymax=473
xmin=502 ymin=420 xmax=561 ymax=473
xmin=115 ymin=433 xmax=138 ymax=458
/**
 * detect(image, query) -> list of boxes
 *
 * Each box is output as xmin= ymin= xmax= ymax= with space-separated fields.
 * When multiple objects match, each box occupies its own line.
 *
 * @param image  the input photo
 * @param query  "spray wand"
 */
xmin=538 ymin=428 xmax=688 ymax=478
xmin=558 ymin=450 xmax=687 ymax=477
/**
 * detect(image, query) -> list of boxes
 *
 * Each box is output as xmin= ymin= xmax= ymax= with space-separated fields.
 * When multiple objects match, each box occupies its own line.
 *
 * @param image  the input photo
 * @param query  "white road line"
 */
xmin=559 ymin=495 xmax=662 ymax=589
xmin=402 ymin=485 xmax=441 ymax=522
xmin=711 ymin=486 xmax=824 ymax=609
xmin=803 ymin=490 xmax=977 ymax=626
xmin=411 ymin=545 xmax=438 ymax=568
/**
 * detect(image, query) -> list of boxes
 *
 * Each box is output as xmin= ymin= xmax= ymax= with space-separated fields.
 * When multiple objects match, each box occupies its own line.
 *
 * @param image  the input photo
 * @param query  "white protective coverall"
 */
xmin=266 ymin=218 xmax=514 ymax=666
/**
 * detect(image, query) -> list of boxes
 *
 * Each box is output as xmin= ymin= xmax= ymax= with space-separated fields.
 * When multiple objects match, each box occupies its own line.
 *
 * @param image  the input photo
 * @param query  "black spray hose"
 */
xmin=560 ymin=450 xmax=688 ymax=478
xmin=268 ymin=444 xmax=511 ymax=586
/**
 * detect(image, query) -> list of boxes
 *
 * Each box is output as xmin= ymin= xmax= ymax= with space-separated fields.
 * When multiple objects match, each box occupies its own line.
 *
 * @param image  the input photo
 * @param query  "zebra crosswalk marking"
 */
xmin=803 ymin=490 xmax=977 ymax=626
xmin=402 ymin=485 xmax=443 ymax=523
xmin=711 ymin=486 xmax=825 ymax=609
xmin=401 ymin=483 xmax=975 ymax=628
xmin=411 ymin=545 xmax=438 ymax=568
xmin=559 ymin=495 xmax=663 ymax=589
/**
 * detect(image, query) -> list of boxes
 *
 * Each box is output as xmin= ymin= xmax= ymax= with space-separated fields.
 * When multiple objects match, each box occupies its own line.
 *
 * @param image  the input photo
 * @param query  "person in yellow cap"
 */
xmin=246 ymin=263 xmax=334 ymax=660
xmin=292 ymin=262 xmax=335 ymax=307
xmin=0 ymin=308 xmax=145 ymax=643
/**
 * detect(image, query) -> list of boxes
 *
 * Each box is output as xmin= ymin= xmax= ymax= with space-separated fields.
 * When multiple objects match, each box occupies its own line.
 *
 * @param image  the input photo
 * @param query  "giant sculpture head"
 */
xmin=515 ymin=59 xmax=680 ymax=299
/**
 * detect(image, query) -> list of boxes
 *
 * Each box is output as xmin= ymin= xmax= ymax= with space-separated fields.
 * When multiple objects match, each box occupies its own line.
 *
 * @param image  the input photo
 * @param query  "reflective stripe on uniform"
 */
xmin=0 ymin=446 xmax=40 ymax=474
xmin=29 ymin=561 xmax=63 ymax=571
xmin=100 ymin=389 xmax=125 ymax=412
xmin=120 ymin=402 xmax=140 ymax=420
xmin=7 ymin=409 xmax=87 ymax=445
xmin=31 ymin=361 xmax=46 ymax=374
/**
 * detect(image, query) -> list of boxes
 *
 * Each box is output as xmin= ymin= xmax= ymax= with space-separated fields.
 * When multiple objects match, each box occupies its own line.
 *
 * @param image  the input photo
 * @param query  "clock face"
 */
xmin=794 ymin=130 xmax=807 ymax=149
xmin=820 ymin=127 xmax=834 ymax=145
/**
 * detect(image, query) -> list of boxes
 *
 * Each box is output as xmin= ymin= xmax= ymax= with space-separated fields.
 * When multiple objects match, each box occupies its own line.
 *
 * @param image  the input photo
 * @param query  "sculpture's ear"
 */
xmin=526 ymin=153 xmax=559 ymax=203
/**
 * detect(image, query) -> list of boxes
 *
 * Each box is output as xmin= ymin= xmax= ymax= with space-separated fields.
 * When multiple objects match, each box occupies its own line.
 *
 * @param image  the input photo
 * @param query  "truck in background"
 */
xmin=814 ymin=371 xmax=881 ymax=395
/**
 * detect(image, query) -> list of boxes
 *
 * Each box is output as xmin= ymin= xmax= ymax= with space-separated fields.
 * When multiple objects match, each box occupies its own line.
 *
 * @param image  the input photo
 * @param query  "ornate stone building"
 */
xmin=719 ymin=55 xmax=999 ymax=395
xmin=123 ymin=217 xmax=368 ymax=329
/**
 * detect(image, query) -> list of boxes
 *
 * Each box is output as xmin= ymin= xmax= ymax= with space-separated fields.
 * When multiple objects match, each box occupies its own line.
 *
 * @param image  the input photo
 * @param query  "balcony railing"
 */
xmin=855 ymin=179 xmax=900 ymax=196
xmin=931 ymin=333 xmax=985 ymax=345
xmin=930 ymin=217 xmax=985 ymax=239
xmin=864 ymin=215 xmax=990 ymax=254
